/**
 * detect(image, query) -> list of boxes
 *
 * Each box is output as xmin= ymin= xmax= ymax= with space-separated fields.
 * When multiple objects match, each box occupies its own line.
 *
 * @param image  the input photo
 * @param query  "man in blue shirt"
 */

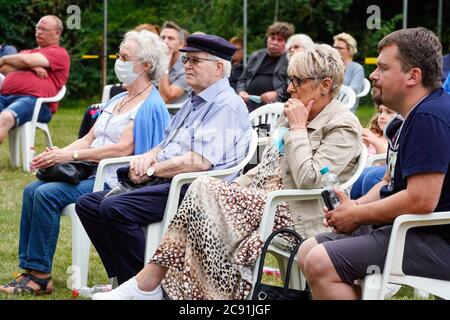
xmin=75 ymin=34 xmax=252 ymax=285
xmin=298 ymin=27 xmax=450 ymax=299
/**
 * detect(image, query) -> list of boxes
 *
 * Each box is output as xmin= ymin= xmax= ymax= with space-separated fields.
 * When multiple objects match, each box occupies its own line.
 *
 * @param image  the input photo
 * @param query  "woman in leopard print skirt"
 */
xmin=94 ymin=44 xmax=363 ymax=300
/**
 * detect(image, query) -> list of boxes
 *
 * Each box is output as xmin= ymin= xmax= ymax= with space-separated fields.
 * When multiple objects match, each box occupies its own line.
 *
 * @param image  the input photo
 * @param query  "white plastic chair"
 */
xmin=248 ymin=102 xmax=284 ymax=166
xmin=336 ymin=85 xmax=357 ymax=110
xmin=8 ymin=85 xmax=66 ymax=171
xmin=356 ymin=78 xmax=371 ymax=98
xmin=365 ymin=153 xmax=386 ymax=167
xmin=250 ymin=144 xmax=368 ymax=296
xmin=65 ymin=130 xmax=258 ymax=289
xmin=61 ymin=155 xmax=137 ymax=289
xmin=360 ymin=211 xmax=450 ymax=300
xmin=101 ymin=84 xmax=113 ymax=104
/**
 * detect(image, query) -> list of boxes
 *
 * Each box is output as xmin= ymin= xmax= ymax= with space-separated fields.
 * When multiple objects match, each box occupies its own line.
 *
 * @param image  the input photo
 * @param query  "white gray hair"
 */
xmin=288 ymin=44 xmax=344 ymax=98
xmin=206 ymin=54 xmax=232 ymax=78
xmin=286 ymin=34 xmax=314 ymax=51
xmin=120 ymin=30 xmax=169 ymax=82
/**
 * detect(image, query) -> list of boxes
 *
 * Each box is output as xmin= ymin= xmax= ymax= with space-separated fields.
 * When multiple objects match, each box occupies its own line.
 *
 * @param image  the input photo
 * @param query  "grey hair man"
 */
xmin=158 ymin=21 xmax=190 ymax=105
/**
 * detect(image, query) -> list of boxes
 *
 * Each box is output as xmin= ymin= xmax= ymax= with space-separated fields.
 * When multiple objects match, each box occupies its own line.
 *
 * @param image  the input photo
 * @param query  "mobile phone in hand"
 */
xmin=321 ymin=190 xmax=335 ymax=210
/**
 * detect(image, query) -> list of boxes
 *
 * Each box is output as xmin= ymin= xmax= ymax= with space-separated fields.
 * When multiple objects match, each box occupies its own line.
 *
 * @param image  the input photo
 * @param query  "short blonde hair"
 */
xmin=333 ymin=32 xmax=358 ymax=55
xmin=120 ymin=30 xmax=169 ymax=82
xmin=287 ymin=44 xmax=344 ymax=98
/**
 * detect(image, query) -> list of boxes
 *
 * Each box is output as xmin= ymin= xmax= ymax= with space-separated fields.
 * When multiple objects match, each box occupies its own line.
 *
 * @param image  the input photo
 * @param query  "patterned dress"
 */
xmin=150 ymin=146 xmax=294 ymax=299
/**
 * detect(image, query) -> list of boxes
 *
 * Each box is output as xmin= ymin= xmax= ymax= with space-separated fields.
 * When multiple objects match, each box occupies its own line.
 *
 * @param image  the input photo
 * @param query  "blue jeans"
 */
xmin=18 ymin=178 xmax=95 ymax=273
xmin=350 ymin=166 xmax=386 ymax=200
xmin=0 ymin=95 xmax=51 ymax=126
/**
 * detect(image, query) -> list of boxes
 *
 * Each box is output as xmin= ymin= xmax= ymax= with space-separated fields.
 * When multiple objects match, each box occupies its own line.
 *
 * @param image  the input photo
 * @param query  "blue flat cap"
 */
xmin=180 ymin=34 xmax=236 ymax=62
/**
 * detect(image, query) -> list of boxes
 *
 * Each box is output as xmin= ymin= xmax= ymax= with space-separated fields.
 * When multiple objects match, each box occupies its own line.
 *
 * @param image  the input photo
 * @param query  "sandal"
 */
xmin=0 ymin=274 xmax=53 ymax=295
xmin=0 ymin=272 xmax=31 ymax=289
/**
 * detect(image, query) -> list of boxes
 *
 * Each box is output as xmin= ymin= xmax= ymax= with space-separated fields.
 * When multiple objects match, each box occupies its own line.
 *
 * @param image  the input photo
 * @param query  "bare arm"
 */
xmin=128 ymin=151 xmax=211 ymax=184
xmin=153 ymin=151 xmax=211 ymax=178
xmin=355 ymin=170 xmax=390 ymax=205
xmin=0 ymin=53 xmax=50 ymax=70
xmin=325 ymin=172 xmax=445 ymax=233
xmin=32 ymin=121 xmax=135 ymax=169
xmin=158 ymin=73 xmax=185 ymax=103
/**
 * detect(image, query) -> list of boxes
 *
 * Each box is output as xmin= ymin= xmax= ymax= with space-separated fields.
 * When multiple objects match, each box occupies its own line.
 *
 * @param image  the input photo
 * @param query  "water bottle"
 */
xmin=320 ymin=166 xmax=340 ymax=209
xmin=74 ymin=284 xmax=112 ymax=298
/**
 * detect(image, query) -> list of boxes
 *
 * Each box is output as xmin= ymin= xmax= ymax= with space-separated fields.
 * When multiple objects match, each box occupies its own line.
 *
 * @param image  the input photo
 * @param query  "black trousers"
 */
xmin=75 ymin=181 xmax=186 ymax=284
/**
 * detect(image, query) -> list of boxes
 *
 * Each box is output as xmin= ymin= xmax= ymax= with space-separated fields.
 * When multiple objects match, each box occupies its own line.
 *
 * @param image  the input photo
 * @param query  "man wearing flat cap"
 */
xmin=76 ymin=33 xmax=252 ymax=286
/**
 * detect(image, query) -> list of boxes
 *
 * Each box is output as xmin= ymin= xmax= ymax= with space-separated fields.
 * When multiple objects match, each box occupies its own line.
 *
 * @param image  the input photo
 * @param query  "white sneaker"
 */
xmin=92 ymin=277 xmax=163 ymax=300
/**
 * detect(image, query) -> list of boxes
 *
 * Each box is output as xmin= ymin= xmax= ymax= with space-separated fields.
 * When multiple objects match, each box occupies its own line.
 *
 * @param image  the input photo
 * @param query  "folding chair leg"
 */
xmin=8 ymin=128 xmax=20 ymax=167
xmin=360 ymin=274 xmax=384 ymax=299
xmin=63 ymin=205 xmax=91 ymax=289
xmin=20 ymin=123 xmax=33 ymax=172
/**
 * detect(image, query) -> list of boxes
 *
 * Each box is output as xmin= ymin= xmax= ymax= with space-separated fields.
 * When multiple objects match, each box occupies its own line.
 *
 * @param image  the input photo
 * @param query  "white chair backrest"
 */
xmin=356 ymin=78 xmax=371 ymax=98
xmin=101 ymin=84 xmax=113 ymax=104
xmin=249 ymin=102 xmax=284 ymax=128
xmin=341 ymin=144 xmax=368 ymax=191
xmin=365 ymin=153 xmax=386 ymax=167
xmin=336 ymin=85 xmax=357 ymax=110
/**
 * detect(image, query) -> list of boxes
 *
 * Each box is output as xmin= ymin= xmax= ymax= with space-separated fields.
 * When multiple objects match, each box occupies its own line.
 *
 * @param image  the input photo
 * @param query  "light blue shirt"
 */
xmin=344 ymin=61 xmax=365 ymax=113
xmin=157 ymin=77 xmax=251 ymax=175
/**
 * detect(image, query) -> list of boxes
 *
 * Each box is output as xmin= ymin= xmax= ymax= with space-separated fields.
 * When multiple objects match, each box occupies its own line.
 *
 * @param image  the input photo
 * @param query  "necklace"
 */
xmin=117 ymin=82 xmax=152 ymax=113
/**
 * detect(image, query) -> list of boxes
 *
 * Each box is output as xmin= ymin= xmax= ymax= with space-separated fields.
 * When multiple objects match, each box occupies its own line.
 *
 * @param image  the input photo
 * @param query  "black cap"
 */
xmin=180 ymin=34 xmax=236 ymax=62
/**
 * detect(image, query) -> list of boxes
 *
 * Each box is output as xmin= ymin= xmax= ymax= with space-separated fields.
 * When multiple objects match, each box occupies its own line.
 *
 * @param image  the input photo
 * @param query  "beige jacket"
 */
xmin=234 ymin=99 xmax=362 ymax=238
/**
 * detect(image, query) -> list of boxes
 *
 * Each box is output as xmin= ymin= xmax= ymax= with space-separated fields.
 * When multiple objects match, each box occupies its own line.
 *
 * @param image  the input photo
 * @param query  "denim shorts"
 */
xmin=315 ymin=224 xmax=450 ymax=285
xmin=0 ymin=94 xmax=52 ymax=126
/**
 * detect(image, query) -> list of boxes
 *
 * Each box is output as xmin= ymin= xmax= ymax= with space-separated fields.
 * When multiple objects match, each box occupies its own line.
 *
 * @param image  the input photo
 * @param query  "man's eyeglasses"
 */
xmin=181 ymin=55 xmax=219 ymax=65
xmin=35 ymin=26 xmax=58 ymax=33
xmin=288 ymin=77 xmax=323 ymax=88
xmin=115 ymin=52 xmax=140 ymax=62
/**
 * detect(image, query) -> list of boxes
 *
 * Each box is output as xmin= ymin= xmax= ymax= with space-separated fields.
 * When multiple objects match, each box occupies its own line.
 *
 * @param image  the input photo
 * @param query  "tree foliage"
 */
xmin=0 ymin=0 xmax=448 ymax=101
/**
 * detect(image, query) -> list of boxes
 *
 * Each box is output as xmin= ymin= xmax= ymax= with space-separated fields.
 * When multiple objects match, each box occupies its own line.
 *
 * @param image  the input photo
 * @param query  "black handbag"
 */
xmin=252 ymin=228 xmax=311 ymax=300
xmin=36 ymin=161 xmax=98 ymax=184
xmin=104 ymin=166 xmax=170 ymax=198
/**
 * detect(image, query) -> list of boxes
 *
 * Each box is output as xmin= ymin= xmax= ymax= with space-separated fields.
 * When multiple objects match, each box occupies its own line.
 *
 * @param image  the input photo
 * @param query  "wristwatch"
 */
xmin=146 ymin=166 xmax=155 ymax=177
xmin=72 ymin=150 xmax=79 ymax=160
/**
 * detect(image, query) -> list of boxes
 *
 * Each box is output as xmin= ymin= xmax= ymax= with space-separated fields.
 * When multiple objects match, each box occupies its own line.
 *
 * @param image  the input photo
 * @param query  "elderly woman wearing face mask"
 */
xmin=0 ymin=30 xmax=170 ymax=296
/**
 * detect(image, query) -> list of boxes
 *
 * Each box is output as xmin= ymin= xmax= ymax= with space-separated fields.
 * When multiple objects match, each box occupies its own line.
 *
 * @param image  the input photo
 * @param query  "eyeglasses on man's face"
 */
xmin=35 ymin=25 xmax=58 ymax=33
xmin=181 ymin=55 xmax=219 ymax=65
xmin=288 ymin=77 xmax=323 ymax=88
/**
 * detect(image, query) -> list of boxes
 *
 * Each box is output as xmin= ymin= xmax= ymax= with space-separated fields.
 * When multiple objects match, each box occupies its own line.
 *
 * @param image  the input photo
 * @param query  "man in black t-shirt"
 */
xmin=298 ymin=27 xmax=450 ymax=300
xmin=236 ymin=22 xmax=294 ymax=112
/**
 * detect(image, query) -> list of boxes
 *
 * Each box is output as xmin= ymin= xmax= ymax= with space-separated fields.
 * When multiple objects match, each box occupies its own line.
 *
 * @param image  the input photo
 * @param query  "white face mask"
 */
xmin=114 ymin=59 xmax=142 ymax=85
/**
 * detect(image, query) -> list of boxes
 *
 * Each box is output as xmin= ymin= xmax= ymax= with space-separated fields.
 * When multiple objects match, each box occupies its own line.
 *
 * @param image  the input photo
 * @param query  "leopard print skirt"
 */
xmin=150 ymin=146 xmax=293 ymax=300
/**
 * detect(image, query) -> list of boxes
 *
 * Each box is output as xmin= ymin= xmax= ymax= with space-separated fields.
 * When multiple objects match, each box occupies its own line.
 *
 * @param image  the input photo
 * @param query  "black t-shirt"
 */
xmin=246 ymin=54 xmax=280 ymax=95
xmin=380 ymin=88 xmax=450 ymax=237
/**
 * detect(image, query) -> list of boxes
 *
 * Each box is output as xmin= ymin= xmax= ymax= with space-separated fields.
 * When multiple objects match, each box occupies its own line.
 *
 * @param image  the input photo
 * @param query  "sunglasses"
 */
xmin=181 ymin=55 xmax=219 ymax=65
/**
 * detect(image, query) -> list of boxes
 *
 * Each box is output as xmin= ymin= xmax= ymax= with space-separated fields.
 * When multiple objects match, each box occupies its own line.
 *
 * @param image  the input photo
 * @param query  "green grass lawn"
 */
xmin=0 ymin=99 xmax=418 ymax=300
